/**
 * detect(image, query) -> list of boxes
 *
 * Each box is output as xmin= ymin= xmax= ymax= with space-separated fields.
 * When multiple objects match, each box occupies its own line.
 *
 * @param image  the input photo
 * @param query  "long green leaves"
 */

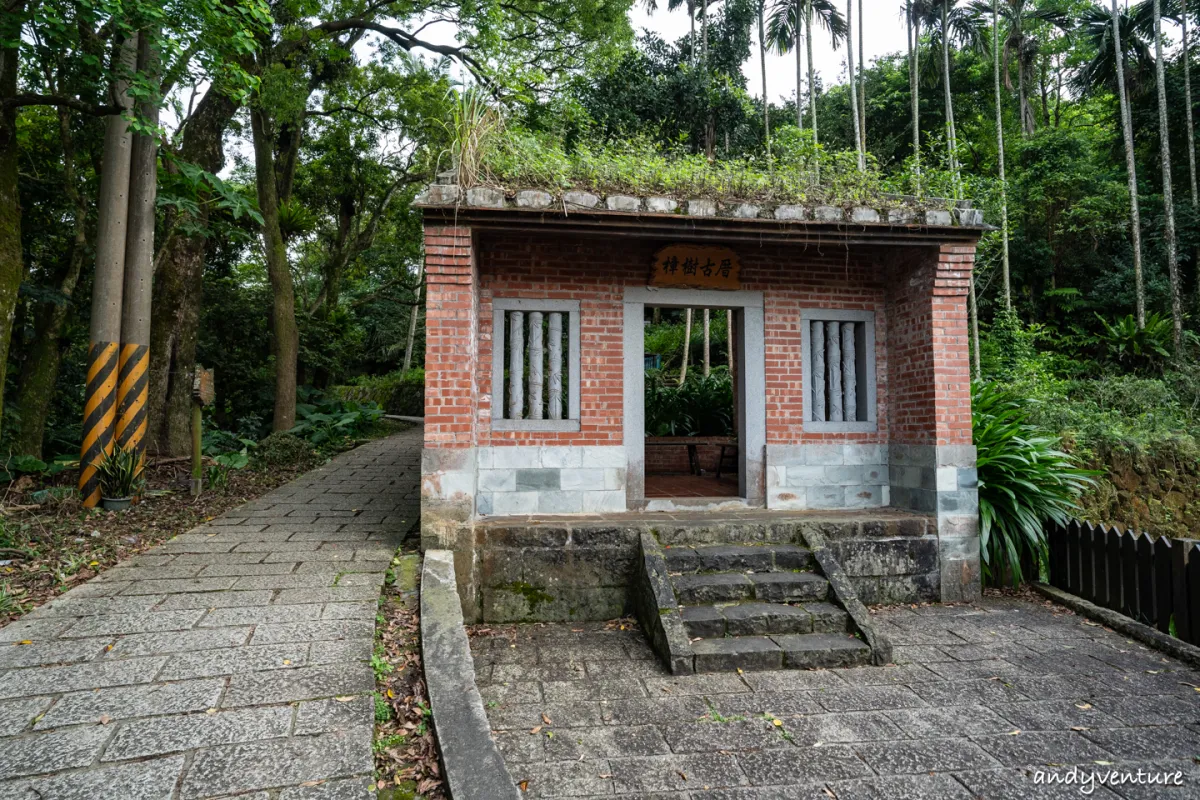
xmin=974 ymin=381 xmax=1096 ymax=585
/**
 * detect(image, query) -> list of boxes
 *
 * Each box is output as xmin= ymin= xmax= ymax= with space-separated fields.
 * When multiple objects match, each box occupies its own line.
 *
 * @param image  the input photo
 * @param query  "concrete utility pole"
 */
xmin=80 ymin=34 xmax=138 ymax=507
xmin=116 ymin=33 xmax=158 ymax=475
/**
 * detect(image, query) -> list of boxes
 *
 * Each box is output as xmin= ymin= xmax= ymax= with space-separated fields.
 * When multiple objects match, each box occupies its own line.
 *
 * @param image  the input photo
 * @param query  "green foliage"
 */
xmin=476 ymin=126 xmax=898 ymax=206
xmin=1089 ymin=313 xmax=1174 ymax=371
xmin=336 ymin=369 xmax=425 ymax=416
xmin=973 ymin=382 xmax=1096 ymax=586
xmin=374 ymin=694 xmax=392 ymax=723
xmin=0 ymin=584 xmax=27 ymax=617
xmin=0 ymin=454 xmax=71 ymax=484
xmin=288 ymin=391 xmax=384 ymax=450
xmin=253 ymin=432 xmax=318 ymax=470
xmin=93 ymin=444 xmax=145 ymax=500
xmin=645 ymin=369 xmax=734 ymax=437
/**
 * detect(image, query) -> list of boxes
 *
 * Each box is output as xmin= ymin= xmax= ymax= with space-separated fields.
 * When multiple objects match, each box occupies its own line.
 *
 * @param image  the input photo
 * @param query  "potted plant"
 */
xmin=94 ymin=444 xmax=145 ymax=511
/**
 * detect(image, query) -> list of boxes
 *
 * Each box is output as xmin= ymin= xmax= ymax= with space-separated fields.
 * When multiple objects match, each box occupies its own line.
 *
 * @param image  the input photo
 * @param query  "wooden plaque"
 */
xmin=650 ymin=245 xmax=740 ymax=290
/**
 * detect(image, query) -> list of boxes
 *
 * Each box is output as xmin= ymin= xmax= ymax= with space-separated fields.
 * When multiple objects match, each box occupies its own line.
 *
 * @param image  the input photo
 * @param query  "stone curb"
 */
xmin=801 ymin=529 xmax=893 ymax=666
xmin=421 ymin=550 xmax=520 ymax=799
xmin=633 ymin=534 xmax=695 ymax=675
xmin=1032 ymin=582 xmax=1200 ymax=670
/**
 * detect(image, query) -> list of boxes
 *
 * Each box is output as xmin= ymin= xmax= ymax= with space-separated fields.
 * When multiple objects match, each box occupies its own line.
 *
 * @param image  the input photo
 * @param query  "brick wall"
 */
xmin=475 ymin=231 xmax=892 ymax=449
xmin=886 ymin=244 xmax=973 ymax=447
xmin=423 ymin=225 xmax=478 ymax=449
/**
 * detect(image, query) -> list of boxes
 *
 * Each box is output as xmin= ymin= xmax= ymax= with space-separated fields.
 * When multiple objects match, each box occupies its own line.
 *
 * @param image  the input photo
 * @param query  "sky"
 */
xmin=628 ymin=0 xmax=913 ymax=106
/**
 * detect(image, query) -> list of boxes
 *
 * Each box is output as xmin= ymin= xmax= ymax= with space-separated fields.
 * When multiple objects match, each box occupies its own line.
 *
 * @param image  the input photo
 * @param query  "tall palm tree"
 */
xmin=1152 ymin=0 xmax=1184 ymax=350
xmin=908 ymin=0 xmax=919 ymax=191
xmin=1075 ymin=1 xmax=1150 ymax=326
xmin=969 ymin=0 xmax=1068 ymax=137
xmin=990 ymin=0 xmax=1012 ymax=308
xmin=640 ymin=0 xmax=699 ymax=62
xmin=768 ymin=0 xmax=848 ymax=152
xmin=919 ymin=0 xmax=985 ymax=196
xmin=858 ymin=0 xmax=866 ymax=146
xmin=847 ymin=0 xmax=864 ymax=168
xmin=759 ymin=0 xmax=773 ymax=156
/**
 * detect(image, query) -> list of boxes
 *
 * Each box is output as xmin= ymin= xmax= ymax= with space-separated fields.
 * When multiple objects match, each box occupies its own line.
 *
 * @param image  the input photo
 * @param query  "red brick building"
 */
xmin=418 ymin=184 xmax=985 ymax=615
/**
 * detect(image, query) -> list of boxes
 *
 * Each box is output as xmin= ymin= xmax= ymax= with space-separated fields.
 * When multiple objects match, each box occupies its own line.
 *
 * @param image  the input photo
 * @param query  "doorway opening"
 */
xmin=642 ymin=305 xmax=739 ymax=500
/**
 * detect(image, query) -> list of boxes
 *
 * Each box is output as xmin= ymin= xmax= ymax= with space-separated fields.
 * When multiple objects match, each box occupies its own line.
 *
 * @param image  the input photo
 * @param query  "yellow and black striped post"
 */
xmin=115 ymin=343 xmax=149 ymax=457
xmin=80 ymin=342 xmax=120 ymax=506
xmin=113 ymin=31 xmax=158 ymax=490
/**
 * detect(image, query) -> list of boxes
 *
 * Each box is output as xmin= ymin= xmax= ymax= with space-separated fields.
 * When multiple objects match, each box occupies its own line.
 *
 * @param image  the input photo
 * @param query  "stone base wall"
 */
xmin=475 ymin=446 xmax=627 ymax=516
xmin=890 ymin=444 xmax=980 ymax=602
xmin=477 ymin=524 xmax=638 ymax=622
xmin=766 ymin=444 xmax=889 ymax=510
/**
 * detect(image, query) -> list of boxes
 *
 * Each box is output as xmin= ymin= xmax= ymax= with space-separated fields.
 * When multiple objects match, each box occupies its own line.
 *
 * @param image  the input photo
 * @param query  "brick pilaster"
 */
xmin=423 ymin=225 xmax=478 ymax=449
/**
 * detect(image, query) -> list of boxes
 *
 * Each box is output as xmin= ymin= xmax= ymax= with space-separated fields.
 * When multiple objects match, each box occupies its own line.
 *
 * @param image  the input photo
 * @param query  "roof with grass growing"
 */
xmin=414 ymin=128 xmax=988 ymax=232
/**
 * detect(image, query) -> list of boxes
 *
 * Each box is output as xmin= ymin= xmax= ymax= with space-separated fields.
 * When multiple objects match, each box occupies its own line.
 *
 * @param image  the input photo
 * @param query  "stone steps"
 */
xmin=634 ymin=532 xmax=891 ymax=675
xmin=672 ymin=571 xmax=829 ymax=605
xmin=664 ymin=543 xmax=815 ymax=573
xmin=681 ymin=600 xmax=850 ymax=638
xmin=662 ymin=542 xmax=872 ymax=674
xmin=691 ymin=633 xmax=872 ymax=672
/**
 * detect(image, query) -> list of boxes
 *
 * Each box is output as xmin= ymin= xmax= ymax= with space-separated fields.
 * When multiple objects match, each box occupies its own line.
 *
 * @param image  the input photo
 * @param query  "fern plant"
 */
xmin=973 ymin=381 xmax=1096 ymax=586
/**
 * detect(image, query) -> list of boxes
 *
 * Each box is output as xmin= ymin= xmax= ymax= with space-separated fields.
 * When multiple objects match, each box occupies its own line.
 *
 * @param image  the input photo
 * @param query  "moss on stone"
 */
xmin=501 ymin=581 xmax=555 ymax=612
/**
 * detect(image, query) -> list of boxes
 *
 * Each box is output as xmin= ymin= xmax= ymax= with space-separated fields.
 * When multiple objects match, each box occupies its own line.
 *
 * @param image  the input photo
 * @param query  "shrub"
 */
xmin=336 ymin=369 xmax=424 ymax=416
xmin=290 ymin=395 xmax=384 ymax=450
xmin=1088 ymin=312 xmax=1173 ymax=372
xmin=94 ymin=443 xmax=145 ymax=500
xmin=645 ymin=369 xmax=734 ymax=437
xmin=254 ymin=433 xmax=318 ymax=470
xmin=973 ymin=381 xmax=1096 ymax=586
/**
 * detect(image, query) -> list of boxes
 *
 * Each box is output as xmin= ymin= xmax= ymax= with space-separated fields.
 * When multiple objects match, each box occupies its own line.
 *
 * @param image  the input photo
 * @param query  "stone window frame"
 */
xmin=800 ymin=307 xmax=878 ymax=434
xmin=491 ymin=298 xmax=582 ymax=432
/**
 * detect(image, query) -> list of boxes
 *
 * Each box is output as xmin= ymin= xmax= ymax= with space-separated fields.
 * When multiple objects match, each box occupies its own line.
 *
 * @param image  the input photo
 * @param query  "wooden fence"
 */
xmin=1046 ymin=519 xmax=1200 ymax=646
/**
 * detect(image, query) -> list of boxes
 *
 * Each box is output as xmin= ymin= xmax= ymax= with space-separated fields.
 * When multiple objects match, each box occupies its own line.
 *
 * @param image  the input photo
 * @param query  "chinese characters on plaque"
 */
xmin=650 ymin=245 xmax=741 ymax=290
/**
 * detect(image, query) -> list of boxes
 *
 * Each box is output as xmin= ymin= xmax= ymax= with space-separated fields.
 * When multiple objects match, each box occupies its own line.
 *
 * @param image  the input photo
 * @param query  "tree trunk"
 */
xmin=1153 ymin=0 xmax=1184 ymax=350
xmin=0 ymin=5 xmax=26 ymax=438
xmin=701 ymin=0 xmax=709 ymax=65
xmin=147 ymin=88 xmax=239 ymax=455
xmin=970 ymin=274 xmax=982 ymax=380
xmin=806 ymin=6 xmax=819 ymax=179
xmin=12 ymin=106 xmax=87 ymax=458
xmin=250 ymin=106 xmax=299 ymax=431
xmin=703 ymin=309 xmax=711 ymax=376
xmin=117 ymin=31 xmax=159 ymax=465
xmin=402 ymin=263 xmax=424 ymax=374
xmin=1111 ymin=0 xmax=1145 ymax=327
xmin=795 ymin=0 xmax=803 ymax=128
xmin=1180 ymin=0 xmax=1200 ymax=317
xmin=993 ymin=0 xmax=1012 ymax=309
xmin=847 ymin=0 xmax=864 ymax=170
xmin=81 ymin=33 xmax=138 ymax=506
xmin=942 ymin=2 xmax=962 ymax=197
xmin=725 ymin=309 xmax=734 ymax=374
xmin=760 ymin=3 xmax=772 ymax=159
xmin=909 ymin=4 xmax=920 ymax=192
xmin=857 ymin=0 xmax=866 ymax=146
xmin=1039 ymin=55 xmax=1050 ymax=127
xmin=1018 ymin=27 xmax=1036 ymax=135
xmin=689 ymin=0 xmax=697 ymax=64
xmin=680 ymin=308 xmax=693 ymax=385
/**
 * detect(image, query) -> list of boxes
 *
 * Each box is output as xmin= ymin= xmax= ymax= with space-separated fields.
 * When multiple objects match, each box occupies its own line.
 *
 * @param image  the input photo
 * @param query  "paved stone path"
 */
xmin=0 ymin=430 xmax=421 ymax=799
xmin=472 ymin=598 xmax=1200 ymax=799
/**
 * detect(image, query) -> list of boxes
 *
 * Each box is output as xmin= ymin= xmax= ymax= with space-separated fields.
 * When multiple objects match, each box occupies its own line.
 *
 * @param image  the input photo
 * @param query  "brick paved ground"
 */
xmin=472 ymin=598 xmax=1200 ymax=799
xmin=0 ymin=430 xmax=420 ymax=799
